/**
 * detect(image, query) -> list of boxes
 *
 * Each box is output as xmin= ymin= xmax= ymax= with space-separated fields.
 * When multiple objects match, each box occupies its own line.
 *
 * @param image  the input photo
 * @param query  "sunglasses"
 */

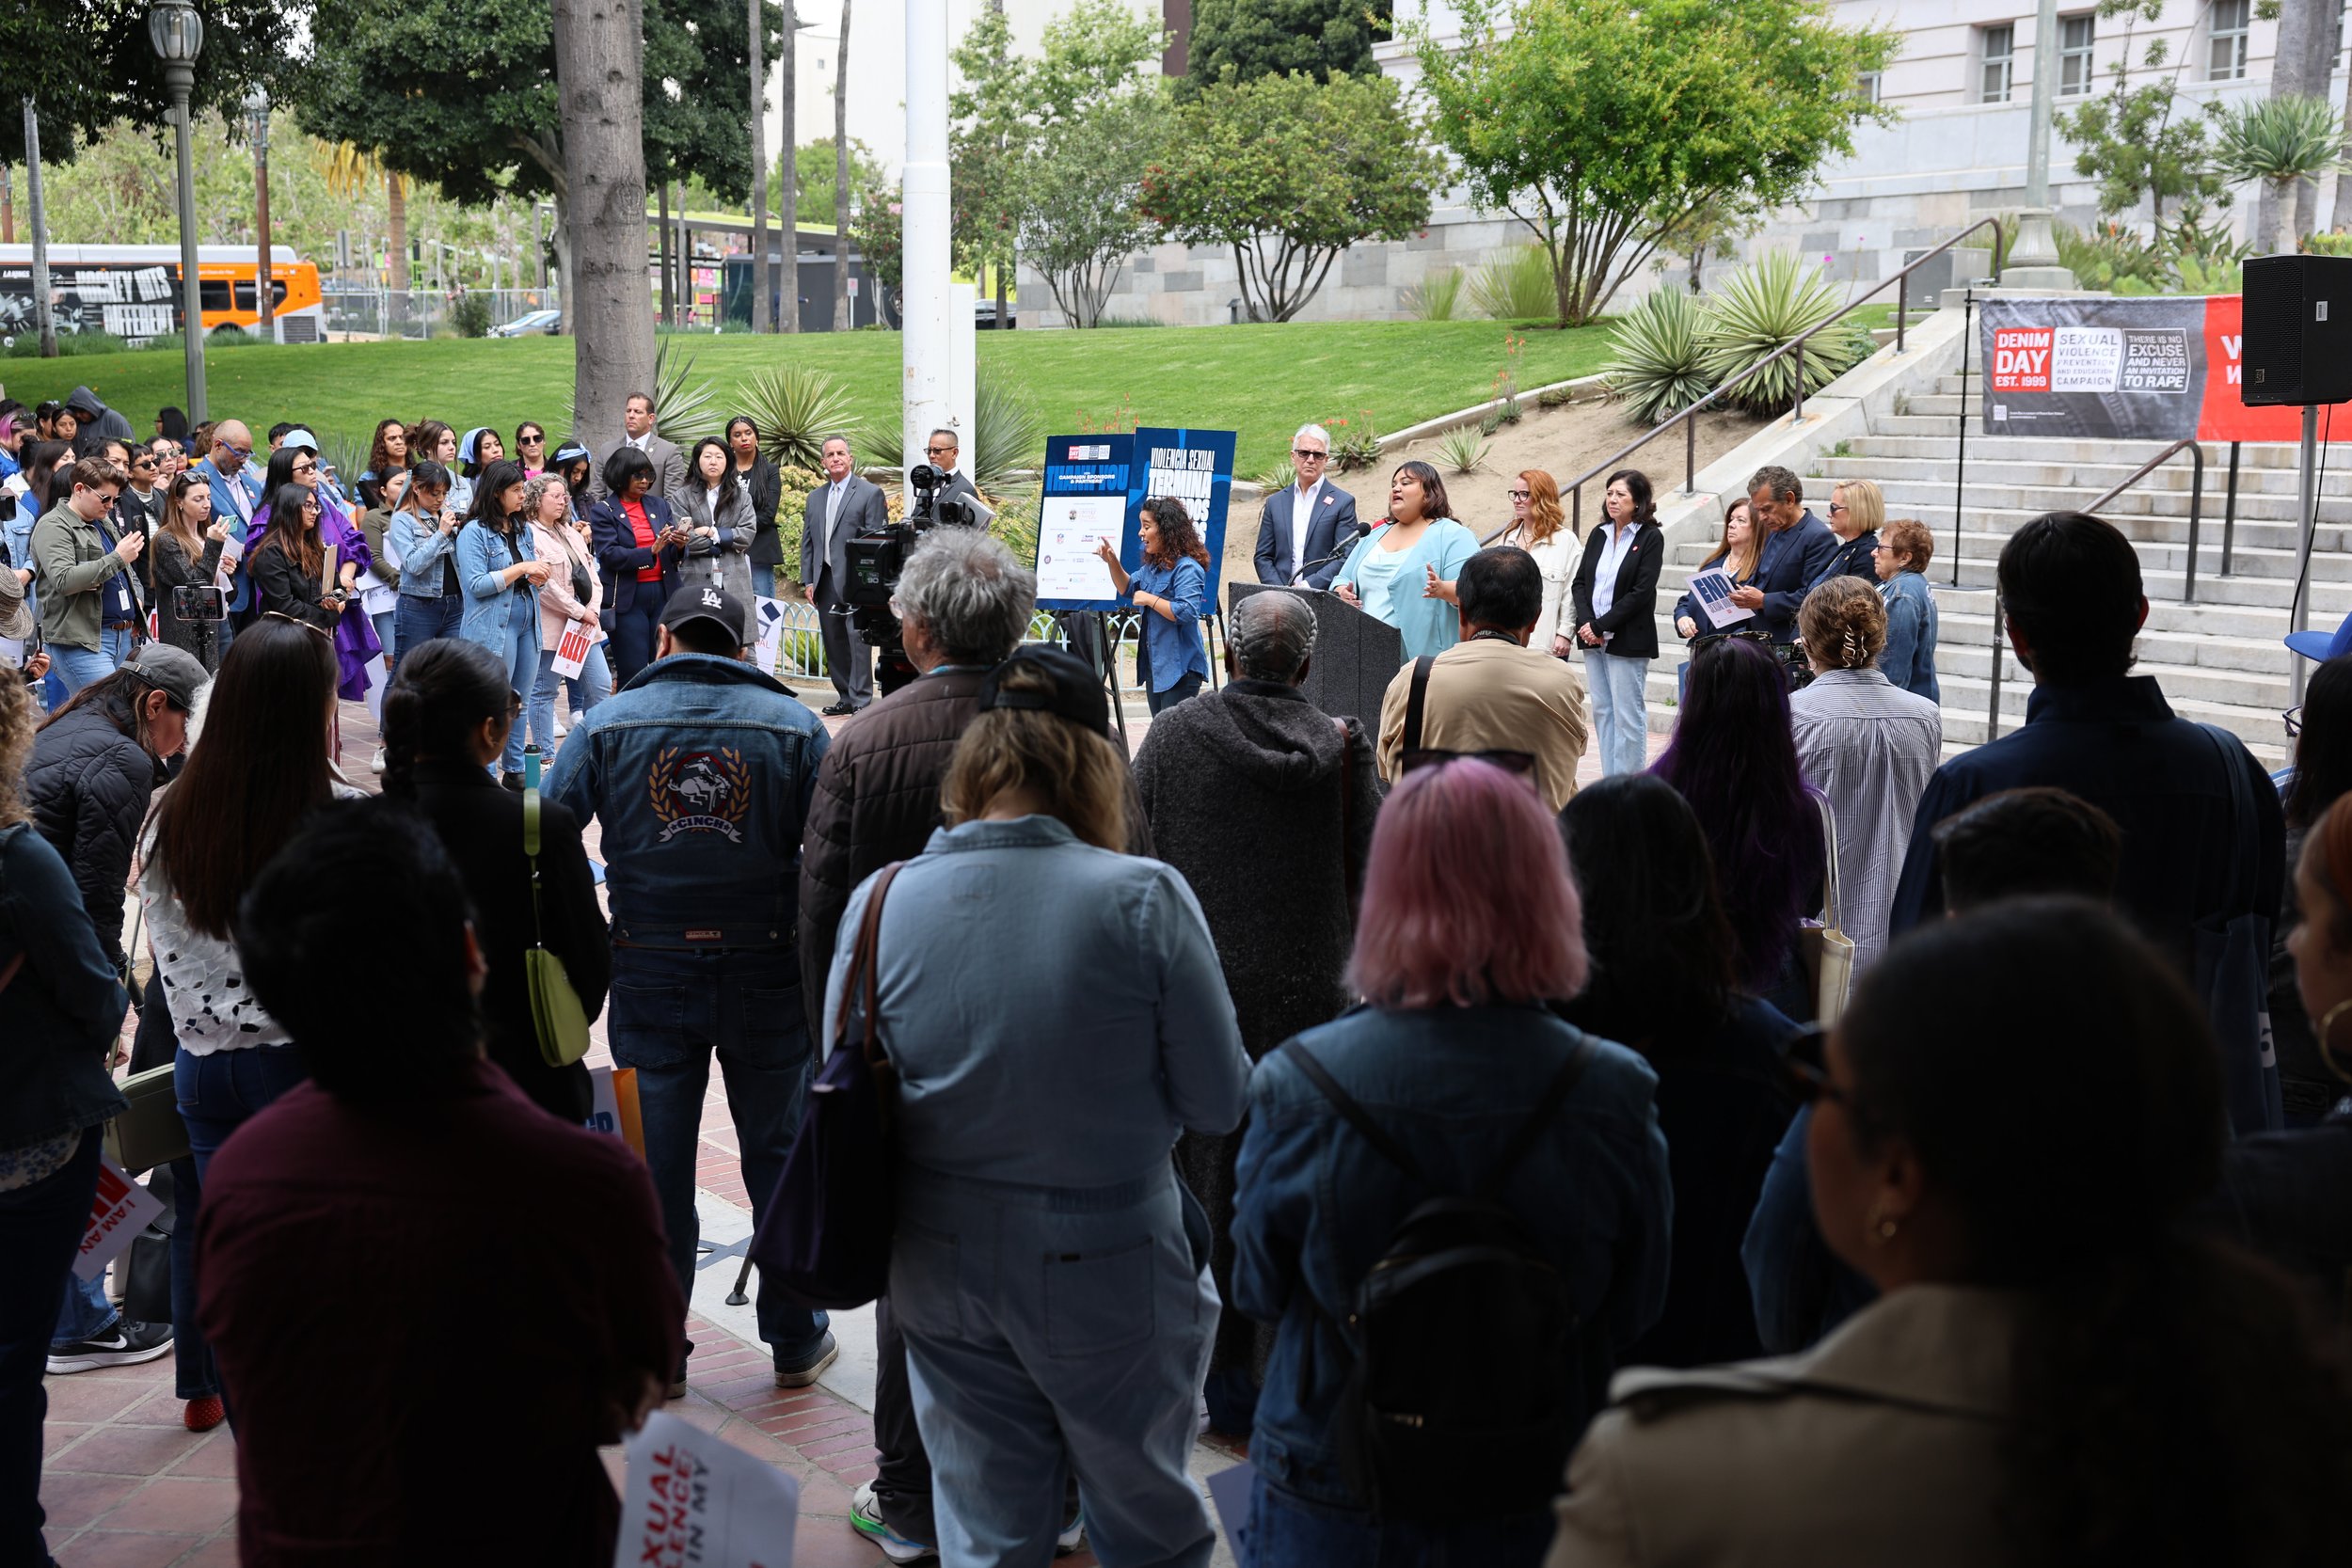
xmin=293 ymin=461 xmax=319 ymax=475
xmin=1293 ymin=448 xmax=1328 ymax=461
xmin=1399 ymin=747 xmax=1537 ymax=777
xmin=1783 ymin=1023 xmax=1845 ymax=1104
xmin=926 ymin=446 xmax=955 ymax=456
xmin=519 ymin=434 xmax=546 ymax=445
xmin=1827 ymin=502 xmax=1849 ymax=515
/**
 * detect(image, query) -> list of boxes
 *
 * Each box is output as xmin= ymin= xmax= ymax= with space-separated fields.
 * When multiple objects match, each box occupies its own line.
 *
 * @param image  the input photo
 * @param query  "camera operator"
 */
xmin=799 ymin=436 xmax=886 ymax=716
xmin=921 ymin=429 xmax=982 ymax=516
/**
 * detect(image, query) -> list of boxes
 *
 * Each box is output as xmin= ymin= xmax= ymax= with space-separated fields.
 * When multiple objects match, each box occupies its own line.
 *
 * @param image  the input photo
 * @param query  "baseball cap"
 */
xmin=660 ymin=582 xmax=747 ymax=641
xmin=977 ymin=647 xmax=1111 ymax=736
xmin=119 ymin=644 xmax=211 ymax=710
xmin=2285 ymin=610 xmax=2352 ymax=662
xmin=278 ymin=428 xmax=321 ymax=453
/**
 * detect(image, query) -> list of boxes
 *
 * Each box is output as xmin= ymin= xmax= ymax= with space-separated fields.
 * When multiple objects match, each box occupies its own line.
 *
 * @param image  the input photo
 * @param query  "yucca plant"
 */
xmin=733 ymin=364 xmax=858 ymax=469
xmin=1602 ymin=286 xmax=1713 ymax=425
xmin=1402 ymin=265 xmax=1464 ymax=321
xmin=2211 ymin=93 xmax=2347 ymax=254
xmin=1434 ymin=424 xmax=1489 ymax=474
xmin=972 ymin=372 xmax=1045 ymax=494
xmin=1697 ymin=252 xmax=1873 ymax=418
xmin=1469 ymin=245 xmax=1555 ymax=321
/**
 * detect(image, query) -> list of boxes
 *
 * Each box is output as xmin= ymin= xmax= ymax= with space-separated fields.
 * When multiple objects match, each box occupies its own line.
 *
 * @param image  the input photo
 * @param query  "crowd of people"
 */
xmin=3 ymin=377 xmax=2348 ymax=1568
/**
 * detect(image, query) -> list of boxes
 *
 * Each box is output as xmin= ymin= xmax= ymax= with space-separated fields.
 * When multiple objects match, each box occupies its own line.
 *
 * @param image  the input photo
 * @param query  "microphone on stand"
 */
xmin=1295 ymin=519 xmax=1375 ymax=581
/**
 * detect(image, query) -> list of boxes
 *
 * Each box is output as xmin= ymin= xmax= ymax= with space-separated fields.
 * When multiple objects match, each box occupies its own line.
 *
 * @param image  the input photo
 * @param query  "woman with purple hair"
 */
xmin=1650 ymin=635 xmax=1826 ymax=1017
xmin=1232 ymin=757 xmax=1671 ymax=1563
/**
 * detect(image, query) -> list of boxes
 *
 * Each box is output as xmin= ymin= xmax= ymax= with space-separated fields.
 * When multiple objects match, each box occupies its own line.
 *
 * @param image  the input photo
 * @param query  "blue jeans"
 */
xmin=1244 ymin=1471 xmax=1553 ymax=1568
xmin=1583 ymin=649 xmax=1650 ymax=777
xmin=496 ymin=593 xmax=538 ymax=774
xmin=50 ymin=632 xmax=126 ymax=696
xmin=1147 ymin=672 xmax=1205 ymax=716
xmin=607 ymin=592 xmax=664 ymax=691
xmin=606 ymin=944 xmax=827 ymax=1360
xmin=2 ymin=1132 xmax=102 ymax=1566
xmin=52 ymin=1273 xmax=117 ymax=1348
xmin=391 ymin=592 xmax=464 ymax=673
xmin=531 ymin=641 xmax=611 ymax=753
xmin=752 ymin=566 xmax=776 ymax=600
xmin=172 ymin=1044 xmax=310 ymax=1402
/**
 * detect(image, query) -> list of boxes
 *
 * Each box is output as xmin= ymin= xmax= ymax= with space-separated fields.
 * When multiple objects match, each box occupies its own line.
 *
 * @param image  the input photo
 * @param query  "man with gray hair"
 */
xmin=1252 ymin=421 xmax=1360 ymax=590
xmin=1130 ymin=586 xmax=1380 ymax=1440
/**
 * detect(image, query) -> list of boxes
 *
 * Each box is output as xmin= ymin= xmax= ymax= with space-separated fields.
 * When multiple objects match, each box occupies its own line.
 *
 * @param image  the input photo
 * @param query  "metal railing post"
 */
xmin=1896 ymin=272 xmax=1907 ymax=355
xmin=1987 ymin=594 xmax=2006 ymax=743
xmin=2183 ymin=443 xmax=2206 ymax=604
xmin=1685 ymin=415 xmax=1697 ymax=497
xmin=1952 ymin=290 xmax=1973 ymax=586
xmin=1793 ymin=340 xmax=1806 ymax=423
xmin=1570 ymin=484 xmax=1581 ymax=538
xmin=2221 ymin=441 xmax=2241 ymax=577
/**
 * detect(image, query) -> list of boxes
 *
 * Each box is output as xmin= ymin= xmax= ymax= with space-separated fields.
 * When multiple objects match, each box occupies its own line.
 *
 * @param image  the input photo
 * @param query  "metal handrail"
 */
xmin=2085 ymin=437 xmax=2209 ymax=603
xmin=1484 ymin=216 xmax=2007 ymax=545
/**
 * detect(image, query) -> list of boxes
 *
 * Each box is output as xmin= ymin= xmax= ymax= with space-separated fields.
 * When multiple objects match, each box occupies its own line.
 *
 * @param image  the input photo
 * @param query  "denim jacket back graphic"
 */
xmin=544 ymin=653 xmax=829 ymax=949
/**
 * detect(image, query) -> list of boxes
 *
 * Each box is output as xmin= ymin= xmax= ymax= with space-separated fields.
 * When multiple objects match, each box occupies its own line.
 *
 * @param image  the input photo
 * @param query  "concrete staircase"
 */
xmin=1646 ymin=372 xmax=2352 ymax=764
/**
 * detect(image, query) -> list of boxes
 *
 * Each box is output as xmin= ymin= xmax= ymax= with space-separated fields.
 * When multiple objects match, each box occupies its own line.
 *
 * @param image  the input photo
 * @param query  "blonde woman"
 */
xmin=1504 ymin=469 xmax=1577 ymax=658
xmin=1675 ymin=499 xmax=1760 ymax=641
xmin=525 ymin=472 xmax=610 ymax=752
xmin=1814 ymin=477 xmax=1884 ymax=588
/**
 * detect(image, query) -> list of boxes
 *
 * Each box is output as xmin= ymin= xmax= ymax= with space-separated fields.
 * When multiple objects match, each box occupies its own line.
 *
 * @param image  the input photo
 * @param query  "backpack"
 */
xmin=1286 ymin=1035 xmax=1597 ymax=1523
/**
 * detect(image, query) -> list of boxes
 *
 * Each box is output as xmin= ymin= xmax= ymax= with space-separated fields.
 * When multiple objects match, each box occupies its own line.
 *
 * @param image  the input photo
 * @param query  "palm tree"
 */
xmin=2211 ymin=94 xmax=2347 ymax=255
xmin=321 ymin=140 xmax=409 ymax=321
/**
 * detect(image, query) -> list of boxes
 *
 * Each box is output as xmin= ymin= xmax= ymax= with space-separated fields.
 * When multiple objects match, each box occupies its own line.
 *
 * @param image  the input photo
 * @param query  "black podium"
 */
xmin=1227 ymin=583 xmax=1404 ymax=725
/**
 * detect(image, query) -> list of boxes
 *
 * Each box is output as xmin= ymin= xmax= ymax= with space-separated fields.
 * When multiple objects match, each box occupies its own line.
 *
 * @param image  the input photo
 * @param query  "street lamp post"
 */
xmin=1997 ymin=0 xmax=2078 ymax=289
xmin=246 ymin=85 xmax=274 ymax=341
xmin=149 ymin=0 xmax=207 ymax=423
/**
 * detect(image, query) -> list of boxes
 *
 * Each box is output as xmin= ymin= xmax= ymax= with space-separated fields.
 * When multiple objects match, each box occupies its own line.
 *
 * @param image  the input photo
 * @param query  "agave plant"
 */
xmin=1434 ymin=424 xmax=1489 ymax=475
xmin=1696 ymin=252 xmax=1873 ymax=419
xmin=1402 ymin=265 xmax=1464 ymax=322
xmin=1602 ymin=286 xmax=1712 ymax=425
xmin=2211 ymin=93 xmax=2347 ymax=254
xmin=1469 ymin=245 xmax=1555 ymax=321
xmin=732 ymin=364 xmax=858 ymax=469
xmin=971 ymin=372 xmax=1045 ymax=494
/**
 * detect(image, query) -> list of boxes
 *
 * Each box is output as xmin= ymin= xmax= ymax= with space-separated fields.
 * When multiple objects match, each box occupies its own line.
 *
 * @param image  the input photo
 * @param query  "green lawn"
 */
xmin=1 ymin=320 xmax=1610 ymax=477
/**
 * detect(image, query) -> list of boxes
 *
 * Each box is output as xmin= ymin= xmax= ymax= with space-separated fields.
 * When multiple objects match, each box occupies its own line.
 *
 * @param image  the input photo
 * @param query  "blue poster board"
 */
xmin=1034 ymin=428 xmax=1237 ymax=612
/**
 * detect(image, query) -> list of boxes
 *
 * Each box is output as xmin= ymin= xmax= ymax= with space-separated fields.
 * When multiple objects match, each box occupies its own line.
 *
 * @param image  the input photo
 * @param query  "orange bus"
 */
xmin=0 ymin=245 xmax=326 ymax=345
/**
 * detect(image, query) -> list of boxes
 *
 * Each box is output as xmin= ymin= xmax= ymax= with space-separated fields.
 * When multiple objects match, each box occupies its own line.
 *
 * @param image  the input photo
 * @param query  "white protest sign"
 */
xmin=551 ymin=618 xmax=594 ymax=681
xmin=753 ymin=597 xmax=786 ymax=679
xmin=76 ymin=1155 xmax=163 ymax=1281
xmin=1686 ymin=565 xmax=1754 ymax=629
xmin=614 ymin=1410 xmax=800 ymax=1568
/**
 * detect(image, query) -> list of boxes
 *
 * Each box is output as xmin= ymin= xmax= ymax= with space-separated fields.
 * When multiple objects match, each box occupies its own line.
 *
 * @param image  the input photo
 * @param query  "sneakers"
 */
xmin=1057 ymin=1511 xmax=1087 ymax=1557
xmin=370 ymin=747 xmax=387 ymax=776
xmin=772 ymin=1330 xmax=841 ymax=1388
xmin=850 ymin=1481 xmax=937 ymax=1564
xmin=553 ymin=718 xmax=567 ymax=740
xmin=183 ymin=1395 xmax=225 ymax=1432
xmin=47 ymin=1319 xmax=173 ymax=1374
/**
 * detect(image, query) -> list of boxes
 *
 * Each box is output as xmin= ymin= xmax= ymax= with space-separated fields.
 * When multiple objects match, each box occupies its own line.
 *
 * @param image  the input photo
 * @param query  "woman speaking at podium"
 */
xmin=1331 ymin=460 xmax=1481 ymax=662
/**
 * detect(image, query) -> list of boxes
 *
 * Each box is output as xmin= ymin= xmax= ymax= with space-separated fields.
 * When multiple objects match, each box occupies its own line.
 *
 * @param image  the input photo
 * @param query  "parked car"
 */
xmin=489 ymin=309 xmax=562 ymax=338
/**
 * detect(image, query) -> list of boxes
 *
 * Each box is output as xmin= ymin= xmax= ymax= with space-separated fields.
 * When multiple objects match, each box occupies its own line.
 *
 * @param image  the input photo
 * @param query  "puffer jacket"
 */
xmin=27 ymin=699 xmax=164 ymax=977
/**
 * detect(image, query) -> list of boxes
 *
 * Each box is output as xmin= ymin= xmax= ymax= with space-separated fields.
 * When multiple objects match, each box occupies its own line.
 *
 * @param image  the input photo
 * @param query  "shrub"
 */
xmin=2054 ymin=221 xmax=2168 ymax=292
xmin=1536 ymin=384 xmax=1575 ymax=408
xmin=1324 ymin=411 xmax=1384 ymax=472
xmin=1696 ymin=251 xmax=1873 ymax=417
xmin=1469 ymin=245 xmax=1555 ymax=321
xmin=734 ymin=364 xmax=858 ymax=470
xmin=206 ymin=324 xmax=252 ymax=346
xmin=1403 ymin=265 xmax=1464 ymax=321
xmin=771 ymin=462 xmax=825 ymax=589
xmin=1603 ymin=286 xmax=1713 ymax=425
xmin=1092 ymin=313 xmax=1168 ymax=328
xmin=2303 ymin=230 xmax=2352 ymax=257
xmin=988 ymin=488 xmax=1041 ymax=564
xmin=972 ymin=373 xmax=1045 ymax=494
xmin=1435 ymin=424 xmax=1489 ymax=473
xmin=450 ymin=293 xmax=493 ymax=339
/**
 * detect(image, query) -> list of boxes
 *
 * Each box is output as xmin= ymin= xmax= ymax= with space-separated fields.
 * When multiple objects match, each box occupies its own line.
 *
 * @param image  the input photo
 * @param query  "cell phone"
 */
xmin=174 ymin=584 xmax=227 ymax=623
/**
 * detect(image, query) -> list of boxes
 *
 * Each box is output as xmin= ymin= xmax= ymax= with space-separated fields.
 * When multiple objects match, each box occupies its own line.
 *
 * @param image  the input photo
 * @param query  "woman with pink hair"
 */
xmin=1231 ymin=757 xmax=1672 ymax=1566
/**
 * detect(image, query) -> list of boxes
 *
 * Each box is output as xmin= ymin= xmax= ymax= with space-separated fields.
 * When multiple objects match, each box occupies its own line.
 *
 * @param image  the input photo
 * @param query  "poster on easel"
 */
xmin=1126 ymin=428 xmax=1237 ymax=610
xmin=1036 ymin=435 xmax=1137 ymax=612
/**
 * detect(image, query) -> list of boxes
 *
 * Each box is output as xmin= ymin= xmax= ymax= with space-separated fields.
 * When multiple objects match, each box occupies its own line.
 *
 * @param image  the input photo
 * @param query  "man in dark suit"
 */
xmin=589 ymin=391 xmax=688 ymax=503
xmin=921 ymin=429 xmax=988 ymax=522
xmin=1252 ymin=423 xmax=1359 ymax=590
xmin=800 ymin=434 xmax=888 ymax=714
xmin=1727 ymin=464 xmax=1836 ymax=645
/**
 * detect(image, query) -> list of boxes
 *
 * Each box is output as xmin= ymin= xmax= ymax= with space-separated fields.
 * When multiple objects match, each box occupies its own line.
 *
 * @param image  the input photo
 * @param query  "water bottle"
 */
xmin=523 ymin=742 xmax=542 ymax=791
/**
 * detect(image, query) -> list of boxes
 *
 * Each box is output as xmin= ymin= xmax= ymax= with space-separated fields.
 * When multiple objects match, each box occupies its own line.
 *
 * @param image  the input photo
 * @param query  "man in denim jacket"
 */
xmin=545 ymin=583 xmax=837 ymax=1394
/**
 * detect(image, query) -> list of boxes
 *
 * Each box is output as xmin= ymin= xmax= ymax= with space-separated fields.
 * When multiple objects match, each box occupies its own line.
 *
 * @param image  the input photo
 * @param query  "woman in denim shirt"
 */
xmin=386 ymin=461 xmax=465 ymax=672
xmin=1873 ymin=518 xmax=1940 ymax=702
xmin=827 ymin=649 xmax=1248 ymax=1568
xmin=453 ymin=460 xmax=549 ymax=786
xmin=1232 ymin=758 xmax=1671 ymax=1566
xmin=1095 ymin=496 xmax=1211 ymax=715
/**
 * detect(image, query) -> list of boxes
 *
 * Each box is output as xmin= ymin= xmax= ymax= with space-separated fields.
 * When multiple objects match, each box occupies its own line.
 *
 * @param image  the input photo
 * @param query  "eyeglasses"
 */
xmin=925 ymin=445 xmax=955 ymax=456
xmin=1293 ymin=448 xmax=1328 ymax=461
xmin=1399 ymin=747 xmax=1537 ymax=777
xmin=300 ymin=499 xmax=322 ymax=513
xmin=222 ymin=444 xmax=253 ymax=459
xmin=1506 ymin=489 xmax=1531 ymax=500
xmin=1783 ymin=1023 xmax=1846 ymax=1104
xmin=2284 ymin=705 xmax=2303 ymax=739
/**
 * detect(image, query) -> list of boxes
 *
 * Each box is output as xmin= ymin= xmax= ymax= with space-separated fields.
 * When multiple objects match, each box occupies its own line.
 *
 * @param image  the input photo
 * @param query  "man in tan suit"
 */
xmin=1377 ymin=546 xmax=1589 ymax=811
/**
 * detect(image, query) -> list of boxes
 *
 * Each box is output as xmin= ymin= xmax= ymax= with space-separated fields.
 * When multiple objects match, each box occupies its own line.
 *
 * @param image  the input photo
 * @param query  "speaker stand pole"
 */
xmin=2292 ymin=404 xmax=2321 ymax=705
xmin=1100 ymin=610 xmax=1131 ymax=750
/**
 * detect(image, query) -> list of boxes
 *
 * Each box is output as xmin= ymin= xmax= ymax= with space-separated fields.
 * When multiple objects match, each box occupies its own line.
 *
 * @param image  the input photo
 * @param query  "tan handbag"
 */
xmin=1798 ymin=789 xmax=1856 ymax=1025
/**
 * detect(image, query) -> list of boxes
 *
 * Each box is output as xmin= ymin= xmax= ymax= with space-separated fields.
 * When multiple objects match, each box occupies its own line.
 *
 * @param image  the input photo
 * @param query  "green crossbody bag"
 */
xmin=523 ymin=784 xmax=593 ymax=1069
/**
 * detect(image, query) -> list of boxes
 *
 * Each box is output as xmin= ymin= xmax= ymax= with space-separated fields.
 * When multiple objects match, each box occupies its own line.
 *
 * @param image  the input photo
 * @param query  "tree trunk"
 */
xmin=777 ymin=0 xmax=798 ymax=333
xmin=552 ymin=192 xmax=577 ymax=334
xmin=23 ymin=98 xmax=55 ymax=358
xmin=750 ymin=0 xmax=770 ymax=333
xmin=388 ymin=171 xmax=409 ymax=330
xmin=2271 ymin=0 xmax=2342 ymax=247
xmin=553 ymin=0 xmax=658 ymax=465
xmin=833 ymin=0 xmax=852 ymax=331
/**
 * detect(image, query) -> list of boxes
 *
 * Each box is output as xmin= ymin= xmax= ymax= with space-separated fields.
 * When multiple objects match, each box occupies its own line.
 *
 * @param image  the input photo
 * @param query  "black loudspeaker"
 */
xmin=2243 ymin=254 xmax=2352 ymax=406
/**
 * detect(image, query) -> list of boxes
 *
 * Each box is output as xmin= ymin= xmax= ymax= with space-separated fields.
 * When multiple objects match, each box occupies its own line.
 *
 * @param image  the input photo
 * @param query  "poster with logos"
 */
xmin=1979 ymin=295 xmax=2347 ymax=443
xmin=1032 ymin=429 xmax=1238 ymax=612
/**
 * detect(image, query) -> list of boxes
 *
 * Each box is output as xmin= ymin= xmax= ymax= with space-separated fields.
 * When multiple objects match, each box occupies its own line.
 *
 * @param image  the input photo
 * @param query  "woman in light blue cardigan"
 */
xmin=1331 ymin=460 xmax=1482 ymax=662
xmin=453 ymin=458 xmax=548 ymax=785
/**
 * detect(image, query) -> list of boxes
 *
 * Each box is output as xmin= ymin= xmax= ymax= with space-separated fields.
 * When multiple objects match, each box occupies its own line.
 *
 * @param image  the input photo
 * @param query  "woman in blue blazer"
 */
xmin=586 ymin=445 xmax=688 ymax=689
xmin=454 ymin=458 xmax=548 ymax=785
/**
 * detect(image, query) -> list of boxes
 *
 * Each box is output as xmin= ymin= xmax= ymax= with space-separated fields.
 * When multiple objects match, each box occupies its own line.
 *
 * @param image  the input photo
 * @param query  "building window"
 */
xmin=1856 ymin=71 xmax=1883 ymax=104
xmin=1979 ymin=24 xmax=2016 ymax=103
xmin=2059 ymin=13 xmax=2097 ymax=95
xmin=2209 ymin=0 xmax=2250 ymax=80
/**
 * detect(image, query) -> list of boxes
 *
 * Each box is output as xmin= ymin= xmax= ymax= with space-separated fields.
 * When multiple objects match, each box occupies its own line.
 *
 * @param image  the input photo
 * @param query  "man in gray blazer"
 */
xmin=589 ymin=391 xmax=689 ymax=503
xmin=801 ymin=434 xmax=887 ymax=713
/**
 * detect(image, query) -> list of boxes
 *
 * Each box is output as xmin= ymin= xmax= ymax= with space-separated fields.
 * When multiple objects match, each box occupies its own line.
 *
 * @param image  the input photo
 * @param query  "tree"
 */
xmin=1182 ymin=0 xmax=1387 ymax=89
xmin=553 ymin=0 xmax=654 ymax=456
xmin=750 ymin=0 xmax=769 ymax=332
xmin=832 ymin=0 xmax=851 ymax=330
xmin=2212 ymin=94 xmax=2346 ymax=254
xmin=2265 ymin=0 xmax=2342 ymax=245
xmin=2054 ymin=0 xmax=2228 ymax=232
xmin=771 ymin=138 xmax=887 ymax=223
xmin=777 ymin=0 xmax=796 ymax=332
xmin=1406 ymin=0 xmax=1896 ymax=328
xmin=0 ymin=3 xmax=304 ymax=166
xmin=1140 ymin=70 xmax=1441 ymax=323
xmin=1021 ymin=96 xmax=1165 ymax=326
xmin=950 ymin=5 xmax=1026 ymax=323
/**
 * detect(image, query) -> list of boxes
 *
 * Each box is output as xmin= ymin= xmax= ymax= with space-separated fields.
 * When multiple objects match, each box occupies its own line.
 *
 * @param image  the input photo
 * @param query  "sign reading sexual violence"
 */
xmin=1979 ymin=296 xmax=2323 ymax=443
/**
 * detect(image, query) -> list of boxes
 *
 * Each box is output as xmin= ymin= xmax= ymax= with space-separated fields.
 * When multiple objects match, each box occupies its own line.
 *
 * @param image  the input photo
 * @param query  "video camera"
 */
xmin=843 ymin=462 xmax=991 ymax=694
